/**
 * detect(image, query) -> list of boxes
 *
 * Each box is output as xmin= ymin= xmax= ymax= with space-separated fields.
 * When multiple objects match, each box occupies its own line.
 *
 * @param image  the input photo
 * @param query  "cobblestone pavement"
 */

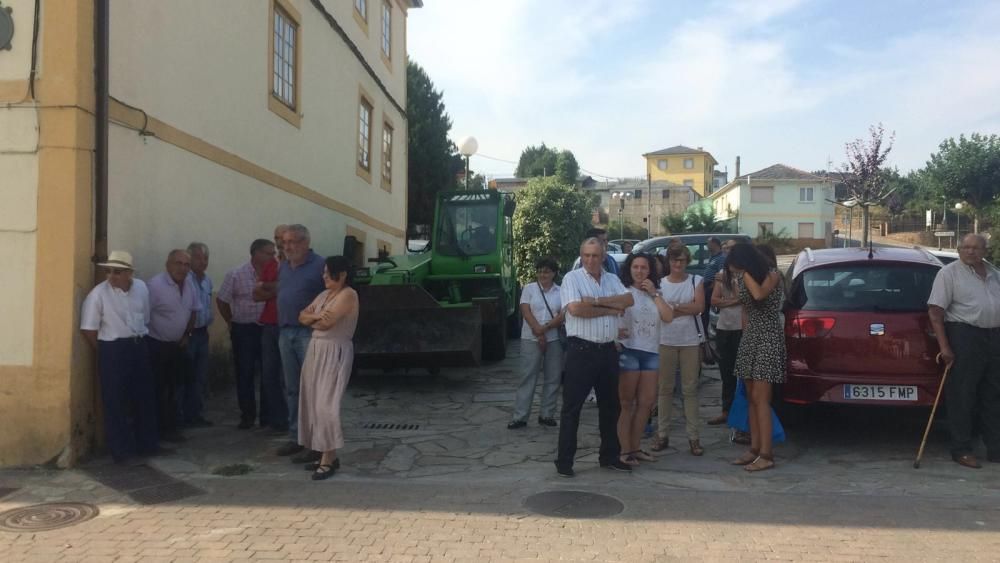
xmin=2 ymin=339 xmax=1000 ymax=561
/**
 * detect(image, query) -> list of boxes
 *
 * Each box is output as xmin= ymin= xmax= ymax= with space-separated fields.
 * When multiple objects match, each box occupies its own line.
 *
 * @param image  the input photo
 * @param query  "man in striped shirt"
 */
xmin=555 ymin=238 xmax=635 ymax=477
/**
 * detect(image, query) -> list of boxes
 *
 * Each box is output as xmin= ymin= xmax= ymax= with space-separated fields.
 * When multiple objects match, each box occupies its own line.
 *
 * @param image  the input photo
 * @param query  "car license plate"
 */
xmin=843 ymin=384 xmax=918 ymax=401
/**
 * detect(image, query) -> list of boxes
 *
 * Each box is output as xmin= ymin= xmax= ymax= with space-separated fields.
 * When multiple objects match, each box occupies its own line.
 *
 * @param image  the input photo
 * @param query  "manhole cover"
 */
xmin=524 ymin=490 xmax=624 ymax=519
xmin=0 ymin=502 xmax=99 ymax=532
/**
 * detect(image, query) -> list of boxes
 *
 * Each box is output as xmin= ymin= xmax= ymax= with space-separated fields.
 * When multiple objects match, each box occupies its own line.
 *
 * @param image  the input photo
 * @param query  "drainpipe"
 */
xmin=93 ymin=0 xmax=109 ymax=278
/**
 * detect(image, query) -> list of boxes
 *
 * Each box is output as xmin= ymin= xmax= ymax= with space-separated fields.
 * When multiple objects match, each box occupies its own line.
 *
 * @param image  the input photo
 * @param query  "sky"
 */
xmin=407 ymin=0 xmax=1000 ymax=183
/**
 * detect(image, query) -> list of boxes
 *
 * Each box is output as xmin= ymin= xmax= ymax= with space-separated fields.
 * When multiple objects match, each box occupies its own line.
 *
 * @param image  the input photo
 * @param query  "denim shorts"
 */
xmin=619 ymin=347 xmax=659 ymax=371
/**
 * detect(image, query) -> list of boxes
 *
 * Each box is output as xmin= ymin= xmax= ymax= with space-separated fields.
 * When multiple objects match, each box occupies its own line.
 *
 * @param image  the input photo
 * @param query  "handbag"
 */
xmin=727 ymin=379 xmax=786 ymax=443
xmin=539 ymin=285 xmax=567 ymax=347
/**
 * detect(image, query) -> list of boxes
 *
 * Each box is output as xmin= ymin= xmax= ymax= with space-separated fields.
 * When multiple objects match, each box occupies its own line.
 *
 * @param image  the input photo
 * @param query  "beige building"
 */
xmin=0 ymin=0 xmax=420 ymax=467
xmin=643 ymin=145 xmax=719 ymax=198
xmin=583 ymin=178 xmax=698 ymax=237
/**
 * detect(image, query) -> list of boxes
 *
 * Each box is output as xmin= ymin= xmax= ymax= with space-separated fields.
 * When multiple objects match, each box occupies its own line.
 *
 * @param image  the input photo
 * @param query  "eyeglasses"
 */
xmin=108 ymin=268 xmax=129 ymax=275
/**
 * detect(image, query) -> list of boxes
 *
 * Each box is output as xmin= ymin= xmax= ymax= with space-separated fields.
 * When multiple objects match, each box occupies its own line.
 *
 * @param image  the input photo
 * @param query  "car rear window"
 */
xmin=789 ymin=263 xmax=939 ymax=312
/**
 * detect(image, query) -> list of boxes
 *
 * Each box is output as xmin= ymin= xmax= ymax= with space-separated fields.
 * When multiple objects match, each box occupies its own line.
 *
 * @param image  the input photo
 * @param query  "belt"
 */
xmin=113 ymin=335 xmax=146 ymax=343
xmin=191 ymin=326 xmax=209 ymax=333
xmin=567 ymin=336 xmax=616 ymax=350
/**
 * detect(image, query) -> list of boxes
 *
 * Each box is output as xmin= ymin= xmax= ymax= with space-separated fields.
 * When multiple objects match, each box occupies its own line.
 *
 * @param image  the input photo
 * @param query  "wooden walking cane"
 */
xmin=914 ymin=353 xmax=952 ymax=469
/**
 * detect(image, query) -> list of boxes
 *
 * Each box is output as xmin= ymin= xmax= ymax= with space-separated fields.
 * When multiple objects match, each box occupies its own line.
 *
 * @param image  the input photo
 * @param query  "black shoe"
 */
xmin=304 ymin=458 xmax=341 ymax=471
xmin=276 ymin=441 xmax=304 ymax=456
xmin=186 ymin=417 xmax=213 ymax=428
xmin=537 ymin=417 xmax=558 ymax=427
xmin=311 ymin=463 xmax=336 ymax=481
xmin=237 ymin=420 xmax=253 ymax=430
xmin=555 ymin=466 xmax=575 ymax=478
xmin=291 ymin=450 xmax=322 ymax=464
xmin=160 ymin=431 xmax=186 ymax=443
xmin=601 ymin=460 xmax=633 ymax=472
xmin=507 ymin=420 xmax=527 ymax=429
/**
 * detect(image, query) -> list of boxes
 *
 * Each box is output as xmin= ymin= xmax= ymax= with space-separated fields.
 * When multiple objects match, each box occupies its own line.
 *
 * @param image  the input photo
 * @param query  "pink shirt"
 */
xmin=218 ymin=261 xmax=264 ymax=324
xmin=147 ymin=272 xmax=202 ymax=342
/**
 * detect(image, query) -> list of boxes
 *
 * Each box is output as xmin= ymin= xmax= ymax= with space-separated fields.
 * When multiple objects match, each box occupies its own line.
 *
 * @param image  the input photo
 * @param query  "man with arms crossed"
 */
xmin=928 ymin=234 xmax=1000 ymax=469
xmin=555 ymin=237 xmax=635 ymax=477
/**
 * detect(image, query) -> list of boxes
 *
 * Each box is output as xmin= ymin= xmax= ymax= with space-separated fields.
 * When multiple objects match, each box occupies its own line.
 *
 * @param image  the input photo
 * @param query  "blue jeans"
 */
xmin=261 ymin=324 xmax=288 ymax=430
xmin=180 ymin=327 xmax=209 ymax=422
xmin=279 ymin=326 xmax=312 ymax=440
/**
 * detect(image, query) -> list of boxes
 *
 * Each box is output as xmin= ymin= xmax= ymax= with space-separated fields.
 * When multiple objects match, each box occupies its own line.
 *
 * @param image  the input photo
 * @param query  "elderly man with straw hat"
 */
xmin=80 ymin=250 xmax=160 ymax=464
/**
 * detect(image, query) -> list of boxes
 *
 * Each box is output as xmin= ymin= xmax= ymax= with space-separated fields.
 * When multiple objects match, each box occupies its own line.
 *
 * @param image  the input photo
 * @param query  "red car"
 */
xmin=781 ymin=247 xmax=944 ymax=408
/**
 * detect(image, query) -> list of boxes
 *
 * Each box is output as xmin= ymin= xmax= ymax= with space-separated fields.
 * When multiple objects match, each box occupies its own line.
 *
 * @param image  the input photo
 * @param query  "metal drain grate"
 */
xmin=0 ymin=502 xmax=99 ymax=532
xmin=524 ymin=490 xmax=624 ymax=519
xmin=363 ymin=422 xmax=421 ymax=430
xmin=0 ymin=487 xmax=18 ymax=499
xmin=83 ymin=464 xmax=203 ymax=506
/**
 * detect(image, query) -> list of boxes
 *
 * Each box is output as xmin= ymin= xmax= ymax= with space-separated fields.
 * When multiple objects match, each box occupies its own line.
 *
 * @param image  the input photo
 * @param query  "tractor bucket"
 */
xmin=354 ymin=285 xmax=483 ymax=369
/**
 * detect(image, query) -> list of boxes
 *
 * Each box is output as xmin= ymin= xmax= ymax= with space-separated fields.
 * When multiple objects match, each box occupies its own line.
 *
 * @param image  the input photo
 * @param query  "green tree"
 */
xmin=660 ymin=213 xmax=687 ymax=234
xmin=515 ymin=144 xmax=580 ymax=186
xmin=407 ymin=61 xmax=457 ymax=228
xmin=924 ymin=133 xmax=1000 ymax=233
xmin=513 ymin=177 xmax=595 ymax=285
xmin=684 ymin=204 xmax=729 ymax=232
xmin=607 ymin=219 xmax=646 ymax=240
xmin=839 ymin=123 xmax=895 ymax=247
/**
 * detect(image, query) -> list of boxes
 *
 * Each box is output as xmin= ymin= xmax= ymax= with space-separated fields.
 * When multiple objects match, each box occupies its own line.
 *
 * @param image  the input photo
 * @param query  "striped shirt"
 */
xmin=217 ymin=262 xmax=264 ymax=324
xmin=560 ymin=267 xmax=628 ymax=343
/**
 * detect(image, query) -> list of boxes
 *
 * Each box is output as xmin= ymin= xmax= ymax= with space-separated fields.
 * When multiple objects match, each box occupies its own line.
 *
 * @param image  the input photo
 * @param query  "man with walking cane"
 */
xmin=927 ymin=234 xmax=1000 ymax=469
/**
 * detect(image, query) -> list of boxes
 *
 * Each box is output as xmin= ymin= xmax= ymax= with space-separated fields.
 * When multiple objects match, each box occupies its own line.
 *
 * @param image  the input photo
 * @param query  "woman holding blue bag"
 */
xmin=725 ymin=243 xmax=786 ymax=472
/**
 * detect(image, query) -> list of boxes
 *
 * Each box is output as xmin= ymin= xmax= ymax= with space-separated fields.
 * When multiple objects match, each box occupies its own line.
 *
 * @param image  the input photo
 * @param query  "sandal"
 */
xmin=731 ymin=449 xmax=759 ymax=466
xmin=689 ymin=439 xmax=704 ymax=457
xmin=633 ymin=449 xmax=656 ymax=462
xmin=620 ymin=453 xmax=640 ymax=467
xmin=744 ymin=454 xmax=775 ymax=473
xmin=311 ymin=463 xmax=336 ymax=480
xmin=304 ymin=458 xmax=341 ymax=471
xmin=650 ymin=437 xmax=670 ymax=452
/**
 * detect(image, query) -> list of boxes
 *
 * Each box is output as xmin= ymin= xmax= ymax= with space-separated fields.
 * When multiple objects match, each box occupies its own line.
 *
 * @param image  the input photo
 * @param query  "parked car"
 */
xmin=632 ymin=233 xmax=752 ymax=277
xmin=781 ymin=246 xmax=944 ymax=409
xmin=928 ymin=249 xmax=959 ymax=264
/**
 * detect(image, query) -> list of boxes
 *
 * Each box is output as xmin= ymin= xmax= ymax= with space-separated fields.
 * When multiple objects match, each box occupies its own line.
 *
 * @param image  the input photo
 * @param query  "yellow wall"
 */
xmin=0 ymin=0 xmax=97 ymax=467
xmin=645 ymin=153 xmax=717 ymax=197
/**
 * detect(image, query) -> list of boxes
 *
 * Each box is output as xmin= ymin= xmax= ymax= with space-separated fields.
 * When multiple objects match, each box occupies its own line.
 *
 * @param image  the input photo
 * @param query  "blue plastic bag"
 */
xmin=727 ymin=379 xmax=786 ymax=443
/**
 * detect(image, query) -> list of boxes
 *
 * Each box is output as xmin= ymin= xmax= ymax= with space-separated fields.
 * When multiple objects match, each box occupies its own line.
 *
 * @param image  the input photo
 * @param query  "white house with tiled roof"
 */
xmin=708 ymin=164 xmax=835 ymax=246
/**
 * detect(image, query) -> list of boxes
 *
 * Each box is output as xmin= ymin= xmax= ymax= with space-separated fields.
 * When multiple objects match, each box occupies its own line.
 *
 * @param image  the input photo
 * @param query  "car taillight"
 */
xmin=787 ymin=317 xmax=835 ymax=338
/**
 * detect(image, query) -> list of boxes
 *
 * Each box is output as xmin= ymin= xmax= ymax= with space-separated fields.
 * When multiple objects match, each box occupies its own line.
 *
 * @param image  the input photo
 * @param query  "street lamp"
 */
xmin=955 ymin=202 xmax=964 ymax=244
xmin=611 ymin=191 xmax=632 ymax=241
xmin=457 ymin=136 xmax=478 ymax=191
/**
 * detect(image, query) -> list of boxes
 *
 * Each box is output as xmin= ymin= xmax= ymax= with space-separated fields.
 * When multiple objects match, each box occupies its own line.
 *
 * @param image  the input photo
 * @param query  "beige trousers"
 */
xmin=656 ymin=344 xmax=701 ymax=441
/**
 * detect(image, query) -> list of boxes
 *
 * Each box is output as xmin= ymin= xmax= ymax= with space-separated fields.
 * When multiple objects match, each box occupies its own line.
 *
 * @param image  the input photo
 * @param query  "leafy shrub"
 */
xmin=513 ymin=177 xmax=595 ymax=285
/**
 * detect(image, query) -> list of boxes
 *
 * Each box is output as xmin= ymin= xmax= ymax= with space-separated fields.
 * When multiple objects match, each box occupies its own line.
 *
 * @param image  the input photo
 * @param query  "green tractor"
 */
xmin=353 ymin=190 xmax=518 ymax=370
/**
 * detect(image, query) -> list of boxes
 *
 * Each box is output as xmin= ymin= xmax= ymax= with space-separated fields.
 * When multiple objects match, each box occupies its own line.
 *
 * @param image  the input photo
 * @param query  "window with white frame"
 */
xmin=272 ymin=4 xmax=297 ymax=109
xmin=657 ymin=159 xmax=667 ymax=170
xmin=798 ymin=222 xmax=815 ymax=238
xmin=683 ymin=158 xmax=694 ymax=169
xmin=358 ymin=97 xmax=373 ymax=172
xmin=355 ymin=0 xmax=367 ymax=20
xmin=381 ymin=122 xmax=393 ymax=188
xmin=750 ymin=186 xmax=774 ymax=203
xmin=381 ymin=1 xmax=392 ymax=59
xmin=800 ymin=187 xmax=814 ymax=202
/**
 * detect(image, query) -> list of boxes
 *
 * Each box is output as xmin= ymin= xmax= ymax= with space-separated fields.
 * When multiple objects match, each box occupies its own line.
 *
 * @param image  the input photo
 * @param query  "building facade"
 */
xmin=708 ymin=164 xmax=835 ymax=246
xmin=582 ymin=178 xmax=698 ymax=237
xmin=643 ymin=145 xmax=719 ymax=198
xmin=0 ymin=0 xmax=420 ymax=467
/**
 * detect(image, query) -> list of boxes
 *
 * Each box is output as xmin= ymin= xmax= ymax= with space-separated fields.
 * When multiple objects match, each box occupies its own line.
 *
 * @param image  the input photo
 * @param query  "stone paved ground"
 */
xmin=2 ymin=339 xmax=1000 ymax=561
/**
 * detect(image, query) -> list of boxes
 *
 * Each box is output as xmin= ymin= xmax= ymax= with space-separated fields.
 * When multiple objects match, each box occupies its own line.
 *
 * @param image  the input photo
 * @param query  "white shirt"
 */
xmin=619 ymin=286 xmax=660 ymax=353
xmin=928 ymin=260 xmax=1000 ymax=329
xmin=715 ymin=276 xmax=743 ymax=331
xmin=659 ymin=274 xmax=705 ymax=346
xmin=520 ymin=282 xmax=561 ymax=342
xmin=80 ymin=279 xmax=151 ymax=341
xmin=561 ymin=267 xmax=628 ymax=343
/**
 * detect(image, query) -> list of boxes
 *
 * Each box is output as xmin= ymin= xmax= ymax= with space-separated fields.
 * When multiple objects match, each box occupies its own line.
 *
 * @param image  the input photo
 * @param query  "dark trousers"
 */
xmin=147 ymin=337 xmax=187 ymax=437
xmin=261 ymin=324 xmax=288 ymax=430
xmin=944 ymin=323 xmax=1000 ymax=458
xmin=231 ymin=322 xmax=263 ymax=425
xmin=716 ymin=329 xmax=742 ymax=413
xmin=99 ymin=337 xmax=158 ymax=460
xmin=556 ymin=338 xmax=621 ymax=469
xmin=180 ymin=327 xmax=209 ymax=422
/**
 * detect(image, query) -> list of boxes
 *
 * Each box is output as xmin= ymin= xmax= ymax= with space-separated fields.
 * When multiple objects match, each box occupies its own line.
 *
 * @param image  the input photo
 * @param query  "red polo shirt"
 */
xmin=258 ymin=258 xmax=279 ymax=325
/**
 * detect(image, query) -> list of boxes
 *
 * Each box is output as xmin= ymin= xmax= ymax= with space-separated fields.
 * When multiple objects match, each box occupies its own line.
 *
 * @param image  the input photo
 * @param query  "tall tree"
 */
xmin=839 ymin=123 xmax=895 ymax=247
xmin=407 ymin=61 xmax=457 ymax=229
xmin=515 ymin=144 xmax=580 ymax=186
xmin=512 ymin=176 xmax=595 ymax=285
xmin=924 ymin=133 xmax=1000 ymax=233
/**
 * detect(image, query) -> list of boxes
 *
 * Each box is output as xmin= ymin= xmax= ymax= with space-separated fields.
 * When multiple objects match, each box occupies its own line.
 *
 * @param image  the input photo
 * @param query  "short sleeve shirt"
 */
xmin=188 ymin=272 xmax=214 ymax=328
xmin=715 ymin=276 xmax=744 ymax=331
xmin=659 ymin=274 xmax=704 ymax=346
xmin=927 ymin=260 xmax=1000 ymax=328
xmin=560 ymin=267 xmax=628 ymax=343
xmin=80 ymin=279 xmax=150 ymax=341
xmin=277 ymin=251 xmax=326 ymax=327
xmin=258 ymin=259 xmax=280 ymax=325
xmin=217 ymin=262 xmax=264 ymax=324
xmin=519 ymin=282 xmax=561 ymax=342
xmin=147 ymin=272 xmax=203 ymax=342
